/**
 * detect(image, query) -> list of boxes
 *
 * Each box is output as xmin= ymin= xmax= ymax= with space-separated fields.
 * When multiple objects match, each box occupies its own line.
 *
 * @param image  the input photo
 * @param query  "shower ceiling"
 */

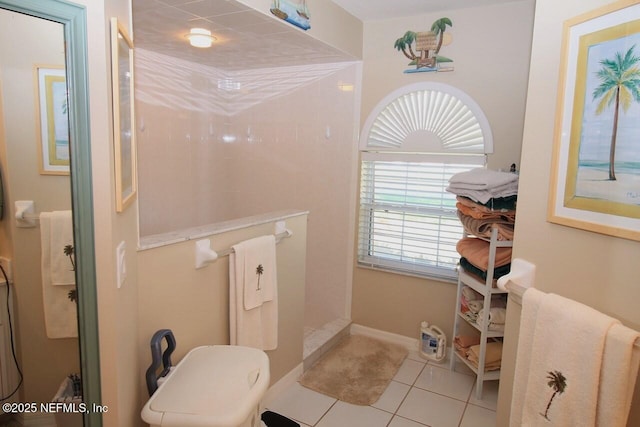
xmin=132 ymin=0 xmax=356 ymax=72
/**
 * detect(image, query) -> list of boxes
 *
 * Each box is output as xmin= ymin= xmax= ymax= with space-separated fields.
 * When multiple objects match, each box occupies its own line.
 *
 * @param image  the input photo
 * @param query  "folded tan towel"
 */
xmin=467 ymin=341 xmax=503 ymax=365
xmin=454 ymin=335 xmax=481 ymax=350
xmin=457 ymin=210 xmax=515 ymax=241
xmin=456 ymin=237 xmax=512 ymax=270
xmin=466 ymin=341 xmax=503 ymax=371
xmin=456 ymin=199 xmax=516 ymax=221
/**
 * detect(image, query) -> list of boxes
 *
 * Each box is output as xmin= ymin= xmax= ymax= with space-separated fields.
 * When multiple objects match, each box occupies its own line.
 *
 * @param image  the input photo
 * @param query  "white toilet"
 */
xmin=141 ymin=331 xmax=270 ymax=427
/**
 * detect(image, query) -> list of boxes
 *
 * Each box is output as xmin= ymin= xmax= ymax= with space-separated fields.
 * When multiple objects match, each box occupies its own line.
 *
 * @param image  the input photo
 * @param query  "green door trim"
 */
xmin=0 ymin=1 xmax=101 ymax=425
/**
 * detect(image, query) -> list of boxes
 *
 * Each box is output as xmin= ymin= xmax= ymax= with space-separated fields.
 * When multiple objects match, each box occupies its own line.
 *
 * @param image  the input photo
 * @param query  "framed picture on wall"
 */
xmin=35 ymin=66 xmax=69 ymax=175
xmin=110 ymin=17 xmax=137 ymax=212
xmin=548 ymin=0 xmax=640 ymax=242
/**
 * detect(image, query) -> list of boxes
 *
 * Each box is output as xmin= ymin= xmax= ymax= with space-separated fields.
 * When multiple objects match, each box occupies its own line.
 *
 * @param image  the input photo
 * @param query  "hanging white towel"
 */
xmin=229 ymin=235 xmax=278 ymax=351
xmin=595 ymin=323 xmax=640 ymax=427
xmin=49 ymin=210 xmax=75 ymax=286
xmin=511 ymin=288 xmax=629 ymax=427
xmin=40 ymin=212 xmax=78 ymax=339
xmin=510 ymin=287 xmax=544 ymax=427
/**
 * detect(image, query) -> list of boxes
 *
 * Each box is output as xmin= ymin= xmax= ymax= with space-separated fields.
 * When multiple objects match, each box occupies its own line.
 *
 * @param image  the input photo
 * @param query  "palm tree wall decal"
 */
xmin=542 ymin=370 xmax=567 ymax=420
xmin=431 ymin=17 xmax=452 ymax=54
xmin=394 ymin=31 xmax=418 ymax=62
xmin=591 ymin=45 xmax=640 ymax=181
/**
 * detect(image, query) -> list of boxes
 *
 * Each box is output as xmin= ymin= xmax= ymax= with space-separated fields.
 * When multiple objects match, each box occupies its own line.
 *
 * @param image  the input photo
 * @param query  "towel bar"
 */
xmin=195 ymin=228 xmax=293 ymax=269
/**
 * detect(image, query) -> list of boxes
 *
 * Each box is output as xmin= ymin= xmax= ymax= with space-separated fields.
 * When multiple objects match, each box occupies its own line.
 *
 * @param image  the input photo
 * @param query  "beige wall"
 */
xmin=137 ymin=212 xmax=307 ymax=425
xmin=360 ymin=0 xmax=535 ymax=171
xmin=0 ymin=10 xmax=79 ymax=405
xmin=496 ymin=0 xmax=640 ymax=425
xmin=352 ymin=1 xmax=535 ymax=341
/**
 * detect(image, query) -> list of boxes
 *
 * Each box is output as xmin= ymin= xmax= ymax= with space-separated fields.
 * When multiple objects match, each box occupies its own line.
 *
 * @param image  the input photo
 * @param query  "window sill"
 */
xmin=356 ymin=262 xmax=457 ymax=285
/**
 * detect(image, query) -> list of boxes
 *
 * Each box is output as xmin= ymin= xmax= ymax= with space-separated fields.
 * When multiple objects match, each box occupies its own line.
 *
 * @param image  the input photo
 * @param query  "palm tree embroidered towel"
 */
xmin=40 ymin=212 xmax=78 ymax=339
xmin=234 ymin=235 xmax=277 ymax=310
xmin=49 ymin=210 xmax=75 ymax=286
xmin=511 ymin=289 xmax=620 ymax=426
xmin=229 ymin=235 xmax=278 ymax=351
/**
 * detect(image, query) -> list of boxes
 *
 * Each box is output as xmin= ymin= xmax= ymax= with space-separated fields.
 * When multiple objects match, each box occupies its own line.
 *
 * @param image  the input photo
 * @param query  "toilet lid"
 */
xmin=142 ymin=345 xmax=270 ymax=427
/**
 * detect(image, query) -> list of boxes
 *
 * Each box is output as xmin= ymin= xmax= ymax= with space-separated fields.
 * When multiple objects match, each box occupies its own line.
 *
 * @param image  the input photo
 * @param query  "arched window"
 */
xmin=358 ymin=82 xmax=492 ymax=281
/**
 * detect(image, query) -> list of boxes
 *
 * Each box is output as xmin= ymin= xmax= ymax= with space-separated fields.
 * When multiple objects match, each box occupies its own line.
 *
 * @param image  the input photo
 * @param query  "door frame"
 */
xmin=0 ymin=1 xmax=101 ymax=425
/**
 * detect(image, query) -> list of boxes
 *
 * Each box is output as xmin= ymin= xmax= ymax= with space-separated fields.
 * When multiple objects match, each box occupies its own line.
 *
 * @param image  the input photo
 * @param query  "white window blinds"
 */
xmin=358 ymin=159 xmax=483 ymax=281
xmin=357 ymin=82 xmax=492 ymax=281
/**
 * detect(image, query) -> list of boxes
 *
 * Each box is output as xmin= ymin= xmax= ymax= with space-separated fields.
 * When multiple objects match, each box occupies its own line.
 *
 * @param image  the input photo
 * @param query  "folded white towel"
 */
xmin=446 ymin=181 xmax=518 ymax=204
xmin=49 ymin=210 xmax=75 ymax=286
xmin=512 ymin=289 xmax=619 ymax=426
xmin=40 ymin=213 xmax=78 ymax=339
xmin=449 ymin=168 xmax=518 ymax=189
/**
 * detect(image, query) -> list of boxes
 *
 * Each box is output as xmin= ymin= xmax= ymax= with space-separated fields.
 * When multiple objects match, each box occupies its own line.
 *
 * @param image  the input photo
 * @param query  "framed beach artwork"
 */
xmin=548 ymin=0 xmax=640 ymax=241
xmin=35 ymin=66 xmax=69 ymax=175
xmin=110 ymin=17 xmax=137 ymax=212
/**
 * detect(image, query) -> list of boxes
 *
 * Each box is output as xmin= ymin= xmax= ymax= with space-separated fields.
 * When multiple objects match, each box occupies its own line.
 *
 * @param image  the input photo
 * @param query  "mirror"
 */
xmin=111 ymin=17 xmax=137 ymax=212
xmin=0 ymin=1 xmax=101 ymax=426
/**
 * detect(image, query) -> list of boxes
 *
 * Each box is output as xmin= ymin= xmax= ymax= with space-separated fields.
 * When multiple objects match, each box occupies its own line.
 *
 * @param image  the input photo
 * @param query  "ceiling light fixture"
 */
xmin=187 ymin=28 xmax=215 ymax=48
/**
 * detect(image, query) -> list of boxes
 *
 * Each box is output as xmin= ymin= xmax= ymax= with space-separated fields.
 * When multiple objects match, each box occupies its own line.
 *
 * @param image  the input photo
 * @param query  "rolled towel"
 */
xmin=460 ymin=297 xmax=470 ymax=314
xmin=466 ymin=295 xmax=507 ymax=314
xmin=476 ymin=307 xmax=508 ymax=331
xmin=467 ymin=300 xmax=484 ymax=314
xmin=461 ymin=286 xmax=482 ymax=301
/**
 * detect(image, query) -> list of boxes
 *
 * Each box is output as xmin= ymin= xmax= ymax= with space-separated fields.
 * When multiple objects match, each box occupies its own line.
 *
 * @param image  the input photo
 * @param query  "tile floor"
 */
xmin=266 ymin=347 xmax=499 ymax=427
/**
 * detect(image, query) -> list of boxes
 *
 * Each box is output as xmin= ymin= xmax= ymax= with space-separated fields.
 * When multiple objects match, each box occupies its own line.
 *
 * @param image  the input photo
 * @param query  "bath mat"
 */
xmin=299 ymin=334 xmax=408 ymax=405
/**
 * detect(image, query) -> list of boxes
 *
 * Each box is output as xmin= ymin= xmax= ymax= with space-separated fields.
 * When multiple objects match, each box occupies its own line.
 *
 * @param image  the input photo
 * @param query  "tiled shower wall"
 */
xmin=136 ymin=49 xmax=360 ymax=328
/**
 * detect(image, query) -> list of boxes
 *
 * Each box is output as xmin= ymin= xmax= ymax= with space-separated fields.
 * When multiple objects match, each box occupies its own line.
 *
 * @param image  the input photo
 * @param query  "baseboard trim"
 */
xmin=262 ymin=362 xmax=303 ymax=409
xmin=350 ymin=323 xmax=419 ymax=352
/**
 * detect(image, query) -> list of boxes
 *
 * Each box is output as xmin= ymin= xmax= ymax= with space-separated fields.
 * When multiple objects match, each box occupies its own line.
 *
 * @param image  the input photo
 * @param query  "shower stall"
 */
xmin=133 ymin=0 xmax=360 ymax=363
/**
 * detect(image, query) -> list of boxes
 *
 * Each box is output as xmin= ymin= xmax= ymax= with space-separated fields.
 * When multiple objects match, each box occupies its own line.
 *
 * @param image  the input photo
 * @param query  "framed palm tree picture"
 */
xmin=548 ymin=0 xmax=640 ymax=241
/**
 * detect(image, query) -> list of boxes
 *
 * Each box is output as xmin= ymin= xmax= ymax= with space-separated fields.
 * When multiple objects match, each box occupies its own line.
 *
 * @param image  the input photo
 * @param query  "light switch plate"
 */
xmin=116 ymin=241 xmax=126 ymax=289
